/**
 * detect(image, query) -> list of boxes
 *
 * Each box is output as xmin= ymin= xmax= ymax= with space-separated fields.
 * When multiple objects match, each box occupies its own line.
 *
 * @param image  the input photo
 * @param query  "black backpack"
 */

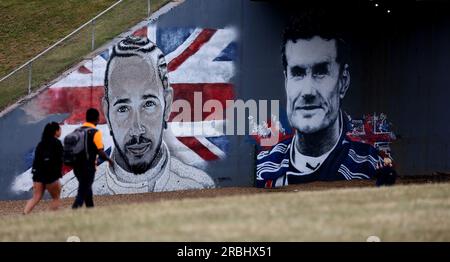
xmin=63 ymin=127 xmax=95 ymax=166
xmin=32 ymin=142 xmax=55 ymax=176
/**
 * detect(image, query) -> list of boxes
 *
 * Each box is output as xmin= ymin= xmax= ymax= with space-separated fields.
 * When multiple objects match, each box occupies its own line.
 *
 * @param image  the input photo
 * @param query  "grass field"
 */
xmin=0 ymin=0 xmax=115 ymax=77
xmin=0 ymin=0 xmax=169 ymax=110
xmin=0 ymin=183 xmax=449 ymax=241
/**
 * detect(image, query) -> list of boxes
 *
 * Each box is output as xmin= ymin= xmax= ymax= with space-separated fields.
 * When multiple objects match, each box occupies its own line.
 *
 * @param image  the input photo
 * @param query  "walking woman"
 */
xmin=24 ymin=122 xmax=63 ymax=214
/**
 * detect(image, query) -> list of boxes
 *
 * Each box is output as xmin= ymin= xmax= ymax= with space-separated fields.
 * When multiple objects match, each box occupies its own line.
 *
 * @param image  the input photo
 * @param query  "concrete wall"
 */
xmin=0 ymin=0 xmax=449 ymax=200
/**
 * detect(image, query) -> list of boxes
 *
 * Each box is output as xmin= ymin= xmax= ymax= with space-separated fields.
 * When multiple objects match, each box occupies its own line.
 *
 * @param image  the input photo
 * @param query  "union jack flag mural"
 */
xmin=347 ymin=113 xmax=397 ymax=158
xmin=12 ymin=24 xmax=237 ymax=195
xmin=251 ymin=112 xmax=397 ymax=157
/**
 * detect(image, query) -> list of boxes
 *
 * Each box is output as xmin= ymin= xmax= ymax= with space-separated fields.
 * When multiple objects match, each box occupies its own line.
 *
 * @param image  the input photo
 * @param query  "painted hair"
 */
xmin=104 ymin=36 xmax=170 ymax=103
xmin=281 ymin=10 xmax=350 ymax=74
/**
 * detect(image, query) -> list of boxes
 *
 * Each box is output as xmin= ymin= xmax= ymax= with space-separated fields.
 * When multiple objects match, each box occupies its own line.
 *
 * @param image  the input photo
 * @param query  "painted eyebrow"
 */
xmin=290 ymin=65 xmax=306 ymax=76
xmin=142 ymin=94 xmax=158 ymax=100
xmin=290 ymin=61 xmax=331 ymax=75
xmin=312 ymin=62 xmax=330 ymax=71
xmin=113 ymin=98 xmax=131 ymax=106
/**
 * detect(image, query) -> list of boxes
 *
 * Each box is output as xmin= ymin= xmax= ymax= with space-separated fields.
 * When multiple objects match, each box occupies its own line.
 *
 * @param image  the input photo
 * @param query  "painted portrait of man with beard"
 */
xmin=61 ymin=36 xmax=215 ymax=196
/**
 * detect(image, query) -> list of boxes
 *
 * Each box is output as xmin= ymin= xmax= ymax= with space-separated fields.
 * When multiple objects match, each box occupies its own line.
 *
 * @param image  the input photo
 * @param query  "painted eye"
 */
xmin=290 ymin=66 xmax=306 ymax=79
xmin=144 ymin=100 xmax=156 ymax=108
xmin=117 ymin=106 xmax=129 ymax=113
xmin=312 ymin=63 xmax=329 ymax=79
xmin=313 ymin=73 xmax=326 ymax=79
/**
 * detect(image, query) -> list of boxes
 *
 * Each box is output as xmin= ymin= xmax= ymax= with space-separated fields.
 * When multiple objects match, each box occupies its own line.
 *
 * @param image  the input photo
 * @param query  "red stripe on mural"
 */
xmin=177 ymin=137 xmax=219 ymax=161
xmin=169 ymin=83 xmax=234 ymax=122
xmin=77 ymin=65 xmax=92 ymax=74
xmin=132 ymin=26 xmax=148 ymax=38
xmin=62 ymin=165 xmax=73 ymax=176
xmin=37 ymin=83 xmax=234 ymax=124
xmin=168 ymin=29 xmax=217 ymax=72
xmin=37 ymin=86 xmax=106 ymax=124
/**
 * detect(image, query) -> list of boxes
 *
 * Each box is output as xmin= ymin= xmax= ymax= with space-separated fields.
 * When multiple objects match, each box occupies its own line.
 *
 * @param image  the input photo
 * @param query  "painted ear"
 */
xmin=102 ymin=97 xmax=111 ymax=128
xmin=163 ymin=87 xmax=173 ymax=122
xmin=339 ymin=64 xmax=350 ymax=99
xmin=284 ymin=69 xmax=288 ymax=90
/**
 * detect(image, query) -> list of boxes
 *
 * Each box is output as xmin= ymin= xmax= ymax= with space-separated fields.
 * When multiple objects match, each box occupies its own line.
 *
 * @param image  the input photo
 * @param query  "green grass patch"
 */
xmin=0 ymin=0 xmax=169 ymax=110
xmin=1 ymin=183 xmax=449 ymax=241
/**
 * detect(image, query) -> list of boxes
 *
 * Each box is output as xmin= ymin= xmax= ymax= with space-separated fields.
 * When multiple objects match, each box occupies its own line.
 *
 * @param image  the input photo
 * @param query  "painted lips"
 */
xmin=126 ymin=142 xmax=151 ymax=156
xmin=296 ymin=105 xmax=322 ymax=110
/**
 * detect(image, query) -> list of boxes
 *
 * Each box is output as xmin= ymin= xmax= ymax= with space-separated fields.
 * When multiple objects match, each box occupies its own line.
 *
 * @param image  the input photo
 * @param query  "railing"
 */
xmin=0 ymin=0 xmax=158 ymax=111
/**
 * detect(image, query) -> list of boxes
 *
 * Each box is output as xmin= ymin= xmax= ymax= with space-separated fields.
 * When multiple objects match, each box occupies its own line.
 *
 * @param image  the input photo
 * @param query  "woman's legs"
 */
xmin=46 ymin=180 xmax=61 ymax=211
xmin=23 ymin=182 xmax=45 ymax=214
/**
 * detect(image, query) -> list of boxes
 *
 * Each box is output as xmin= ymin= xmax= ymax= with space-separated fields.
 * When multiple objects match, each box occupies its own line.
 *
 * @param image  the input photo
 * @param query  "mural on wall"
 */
xmin=347 ymin=113 xmax=397 ymax=158
xmin=251 ymin=113 xmax=396 ymax=154
xmin=255 ymin=13 xmax=393 ymax=188
xmin=1 ymin=0 xmax=449 ymax=202
xmin=12 ymin=24 xmax=238 ymax=197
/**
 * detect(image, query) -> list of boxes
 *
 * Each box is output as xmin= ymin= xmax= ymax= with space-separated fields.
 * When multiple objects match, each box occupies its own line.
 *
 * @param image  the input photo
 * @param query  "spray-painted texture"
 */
xmin=1 ymin=0 xmax=449 ymax=199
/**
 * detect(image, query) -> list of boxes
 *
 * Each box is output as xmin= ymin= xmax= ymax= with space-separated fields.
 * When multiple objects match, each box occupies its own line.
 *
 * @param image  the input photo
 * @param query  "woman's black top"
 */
xmin=32 ymin=137 xmax=63 ymax=184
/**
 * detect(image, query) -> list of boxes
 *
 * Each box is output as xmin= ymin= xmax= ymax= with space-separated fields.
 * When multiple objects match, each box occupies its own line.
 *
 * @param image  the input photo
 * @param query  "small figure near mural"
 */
xmin=256 ymin=13 xmax=396 ymax=188
xmin=23 ymin=122 xmax=63 ymax=214
xmin=66 ymin=108 xmax=113 ymax=209
xmin=61 ymin=36 xmax=215 ymax=196
xmin=376 ymin=157 xmax=397 ymax=186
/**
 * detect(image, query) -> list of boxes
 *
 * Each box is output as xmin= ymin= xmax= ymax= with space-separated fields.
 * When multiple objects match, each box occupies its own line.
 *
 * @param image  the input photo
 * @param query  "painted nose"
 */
xmin=301 ymin=75 xmax=316 ymax=97
xmin=130 ymin=110 xmax=146 ymax=137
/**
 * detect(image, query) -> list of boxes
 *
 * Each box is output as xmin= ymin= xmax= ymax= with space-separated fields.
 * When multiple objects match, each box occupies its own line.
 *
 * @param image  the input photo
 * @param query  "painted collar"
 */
xmin=290 ymin=110 xmax=344 ymax=175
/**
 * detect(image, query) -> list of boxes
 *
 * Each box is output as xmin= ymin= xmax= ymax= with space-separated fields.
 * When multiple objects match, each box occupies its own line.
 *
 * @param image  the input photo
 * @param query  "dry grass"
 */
xmin=0 ymin=183 xmax=449 ymax=241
